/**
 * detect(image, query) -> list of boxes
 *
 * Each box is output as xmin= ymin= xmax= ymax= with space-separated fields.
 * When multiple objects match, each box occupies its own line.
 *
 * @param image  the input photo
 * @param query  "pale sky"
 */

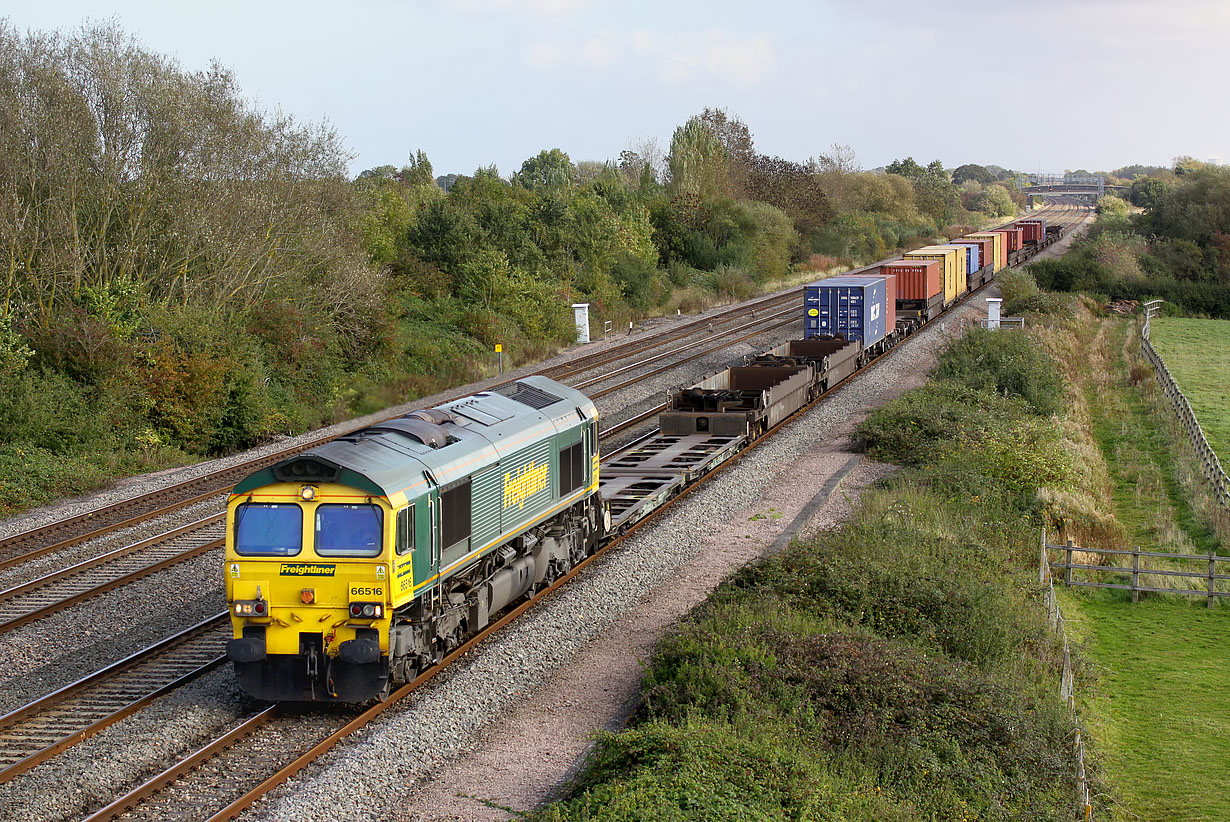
xmin=5 ymin=0 xmax=1228 ymax=177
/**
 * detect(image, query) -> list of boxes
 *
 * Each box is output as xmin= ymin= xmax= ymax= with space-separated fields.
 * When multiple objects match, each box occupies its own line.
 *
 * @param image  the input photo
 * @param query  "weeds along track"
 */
xmin=66 ymin=201 xmax=1094 ymax=821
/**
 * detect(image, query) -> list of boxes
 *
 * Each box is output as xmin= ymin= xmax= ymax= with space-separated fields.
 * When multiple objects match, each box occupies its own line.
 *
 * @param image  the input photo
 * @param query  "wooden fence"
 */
xmin=1141 ymin=301 xmax=1230 ymax=511
xmin=1039 ymin=530 xmax=1093 ymax=821
xmin=1046 ymin=538 xmax=1230 ymax=608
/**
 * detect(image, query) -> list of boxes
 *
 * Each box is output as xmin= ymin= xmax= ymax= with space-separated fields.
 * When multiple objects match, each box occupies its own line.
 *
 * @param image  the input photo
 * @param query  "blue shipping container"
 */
xmin=804 ymin=276 xmax=887 ymax=346
xmin=950 ymin=242 xmax=980 ymax=273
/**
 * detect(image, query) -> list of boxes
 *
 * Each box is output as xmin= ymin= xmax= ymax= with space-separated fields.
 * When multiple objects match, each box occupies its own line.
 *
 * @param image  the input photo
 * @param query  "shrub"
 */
xmin=935 ymin=329 xmax=1064 ymax=415
xmin=855 ymin=379 xmax=1029 ymax=466
xmin=533 ymin=720 xmax=906 ymax=822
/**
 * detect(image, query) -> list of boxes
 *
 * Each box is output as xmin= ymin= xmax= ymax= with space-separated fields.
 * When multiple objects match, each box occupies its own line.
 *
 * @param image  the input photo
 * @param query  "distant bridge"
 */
xmin=1017 ymin=174 xmax=1126 ymax=202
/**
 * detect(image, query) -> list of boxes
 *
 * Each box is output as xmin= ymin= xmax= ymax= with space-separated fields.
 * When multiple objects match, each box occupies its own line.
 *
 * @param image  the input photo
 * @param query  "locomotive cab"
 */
xmin=225 ymin=481 xmax=411 ymax=701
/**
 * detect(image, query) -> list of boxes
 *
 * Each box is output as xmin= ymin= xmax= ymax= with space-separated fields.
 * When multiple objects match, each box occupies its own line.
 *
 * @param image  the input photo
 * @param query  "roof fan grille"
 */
xmin=492 ymin=382 xmax=563 ymax=411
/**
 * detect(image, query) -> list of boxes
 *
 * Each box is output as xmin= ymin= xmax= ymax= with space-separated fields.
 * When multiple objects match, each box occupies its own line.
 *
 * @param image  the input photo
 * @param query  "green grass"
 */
xmin=1088 ymin=318 xmax=1220 ymax=554
xmin=1150 ymin=317 xmax=1230 ymax=468
xmin=1062 ymin=592 xmax=1230 ymax=822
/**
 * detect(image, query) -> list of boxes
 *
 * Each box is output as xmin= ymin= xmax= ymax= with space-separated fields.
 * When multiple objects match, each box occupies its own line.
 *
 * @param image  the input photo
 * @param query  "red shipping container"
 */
xmin=885 ymin=268 xmax=896 ymax=330
xmin=951 ymin=238 xmax=994 ymax=271
xmin=1015 ymin=220 xmax=1043 ymax=244
xmin=880 ymin=260 xmax=942 ymax=300
xmin=993 ymin=228 xmax=1023 ymax=252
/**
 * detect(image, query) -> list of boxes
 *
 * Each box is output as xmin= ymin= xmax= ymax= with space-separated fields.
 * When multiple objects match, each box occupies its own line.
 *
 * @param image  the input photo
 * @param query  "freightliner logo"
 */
xmin=279 ymin=563 xmax=337 ymax=577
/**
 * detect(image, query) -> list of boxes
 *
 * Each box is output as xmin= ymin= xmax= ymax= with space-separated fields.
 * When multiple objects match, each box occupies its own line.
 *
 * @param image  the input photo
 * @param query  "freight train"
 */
xmin=223 ymin=206 xmax=1078 ymax=702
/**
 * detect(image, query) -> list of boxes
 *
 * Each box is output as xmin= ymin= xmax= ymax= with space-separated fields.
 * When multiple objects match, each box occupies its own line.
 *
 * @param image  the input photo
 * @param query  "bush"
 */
xmin=855 ymin=380 xmax=1029 ymax=466
xmin=995 ymin=268 xmax=1040 ymax=308
xmin=534 ymin=720 xmax=907 ymax=822
xmin=935 ymin=329 xmax=1064 ymax=415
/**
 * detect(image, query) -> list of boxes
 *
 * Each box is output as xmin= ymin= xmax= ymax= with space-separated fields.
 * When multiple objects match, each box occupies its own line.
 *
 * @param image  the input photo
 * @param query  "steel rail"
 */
xmin=0 ymin=515 xmax=224 ymax=636
xmin=0 ymin=613 xmax=230 ymax=783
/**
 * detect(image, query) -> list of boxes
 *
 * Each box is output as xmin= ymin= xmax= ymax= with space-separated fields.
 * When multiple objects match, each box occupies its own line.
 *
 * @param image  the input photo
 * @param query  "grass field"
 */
xmin=1061 ymin=592 xmax=1230 ymax=822
xmin=1090 ymin=319 xmax=1219 ymax=554
xmin=1150 ymin=317 xmax=1230 ymax=467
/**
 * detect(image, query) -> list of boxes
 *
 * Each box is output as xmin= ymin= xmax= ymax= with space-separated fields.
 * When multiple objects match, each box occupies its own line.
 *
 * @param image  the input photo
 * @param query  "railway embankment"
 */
xmin=528 ymin=315 xmax=1099 ymax=819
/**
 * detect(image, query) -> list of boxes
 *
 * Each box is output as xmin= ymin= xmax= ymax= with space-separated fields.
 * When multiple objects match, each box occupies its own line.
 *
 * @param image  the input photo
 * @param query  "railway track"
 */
xmin=0 ymin=516 xmax=223 ymax=635
xmin=0 ymin=614 xmax=230 ymax=783
xmin=0 ymin=200 xmax=1093 ymax=804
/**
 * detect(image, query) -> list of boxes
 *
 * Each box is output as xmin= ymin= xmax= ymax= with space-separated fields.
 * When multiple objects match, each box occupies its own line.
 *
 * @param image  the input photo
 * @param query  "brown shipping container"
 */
xmin=994 ymin=228 xmax=1023 ymax=252
xmin=1015 ymin=220 xmax=1043 ymax=244
xmin=881 ymin=260 xmax=942 ymax=300
xmin=964 ymin=233 xmax=1006 ymax=270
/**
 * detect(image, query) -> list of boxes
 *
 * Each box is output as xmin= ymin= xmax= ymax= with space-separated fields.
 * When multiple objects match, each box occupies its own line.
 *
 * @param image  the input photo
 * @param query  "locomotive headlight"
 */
xmin=300 ymin=486 xmax=316 ymax=501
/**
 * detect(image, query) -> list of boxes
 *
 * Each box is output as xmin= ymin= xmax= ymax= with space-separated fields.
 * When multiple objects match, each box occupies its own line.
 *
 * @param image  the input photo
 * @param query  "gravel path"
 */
xmin=234 ymin=295 xmax=991 ymax=822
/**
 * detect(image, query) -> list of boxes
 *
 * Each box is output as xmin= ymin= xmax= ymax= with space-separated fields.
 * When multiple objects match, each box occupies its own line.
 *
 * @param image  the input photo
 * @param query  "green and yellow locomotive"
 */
xmin=224 ymin=376 xmax=604 ymax=701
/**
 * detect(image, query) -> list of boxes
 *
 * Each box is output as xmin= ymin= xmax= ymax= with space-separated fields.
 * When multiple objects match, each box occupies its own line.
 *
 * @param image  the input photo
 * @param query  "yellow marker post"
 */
xmin=495 ymin=343 xmax=503 ymax=374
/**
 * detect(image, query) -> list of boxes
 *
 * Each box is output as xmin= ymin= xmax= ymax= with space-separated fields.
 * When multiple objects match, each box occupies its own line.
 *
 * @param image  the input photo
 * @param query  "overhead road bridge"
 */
xmin=1018 ymin=174 xmax=1126 ymax=202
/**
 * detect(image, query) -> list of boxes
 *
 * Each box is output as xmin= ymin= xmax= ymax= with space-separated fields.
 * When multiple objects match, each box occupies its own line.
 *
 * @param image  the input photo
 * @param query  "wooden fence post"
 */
xmin=1065 ymin=538 xmax=1074 ymax=586
xmin=1132 ymin=547 xmax=1140 ymax=604
xmin=1209 ymin=553 xmax=1217 ymax=609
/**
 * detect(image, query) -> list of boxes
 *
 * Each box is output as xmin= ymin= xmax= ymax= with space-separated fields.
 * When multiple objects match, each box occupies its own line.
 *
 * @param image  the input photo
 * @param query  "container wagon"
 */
xmin=753 ymin=337 xmax=862 ymax=394
xmin=659 ymin=364 xmax=813 ymax=437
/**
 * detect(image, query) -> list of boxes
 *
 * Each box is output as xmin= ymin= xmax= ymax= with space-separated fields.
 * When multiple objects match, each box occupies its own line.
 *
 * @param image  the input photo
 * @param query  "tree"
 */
xmin=512 ymin=148 xmax=576 ymax=192
xmin=885 ymin=157 xmax=926 ymax=181
xmin=952 ymin=164 xmax=994 ymax=185
xmin=814 ymin=144 xmax=860 ymax=176
xmin=700 ymin=107 xmax=756 ymax=196
xmin=974 ymin=185 xmax=1016 ymax=217
xmin=745 ymin=155 xmax=831 ymax=232
xmin=666 ymin=116 xmax=728 ymax=199
xmin=1131 ymin=176 xmax=1171 ymax=211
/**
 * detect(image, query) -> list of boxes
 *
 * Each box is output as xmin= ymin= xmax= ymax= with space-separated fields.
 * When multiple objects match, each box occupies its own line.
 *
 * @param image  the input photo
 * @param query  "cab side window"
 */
xmin=396 ymin=505 xmax=415 ymax=556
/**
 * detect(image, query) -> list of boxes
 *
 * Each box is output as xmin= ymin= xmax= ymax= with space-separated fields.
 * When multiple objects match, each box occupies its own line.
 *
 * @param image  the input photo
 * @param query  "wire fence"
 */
xmin=1141 ymin=301 xmax=1230 ymax=511
xmin=1039 ymin=528 xmax=1094 ymax=821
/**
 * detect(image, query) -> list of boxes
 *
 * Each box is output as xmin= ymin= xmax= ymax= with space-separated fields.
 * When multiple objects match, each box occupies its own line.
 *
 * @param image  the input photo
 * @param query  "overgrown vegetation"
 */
xmin=1053 ymin=309 xmax=1230 ymax=821
xmin=0 ymin=22 xmax=1028 ymax=516
xmin=533 ymin=329 xmax=1088 ymax=820
xmin=1027 ymin=162 xmax=1230 ymax=318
